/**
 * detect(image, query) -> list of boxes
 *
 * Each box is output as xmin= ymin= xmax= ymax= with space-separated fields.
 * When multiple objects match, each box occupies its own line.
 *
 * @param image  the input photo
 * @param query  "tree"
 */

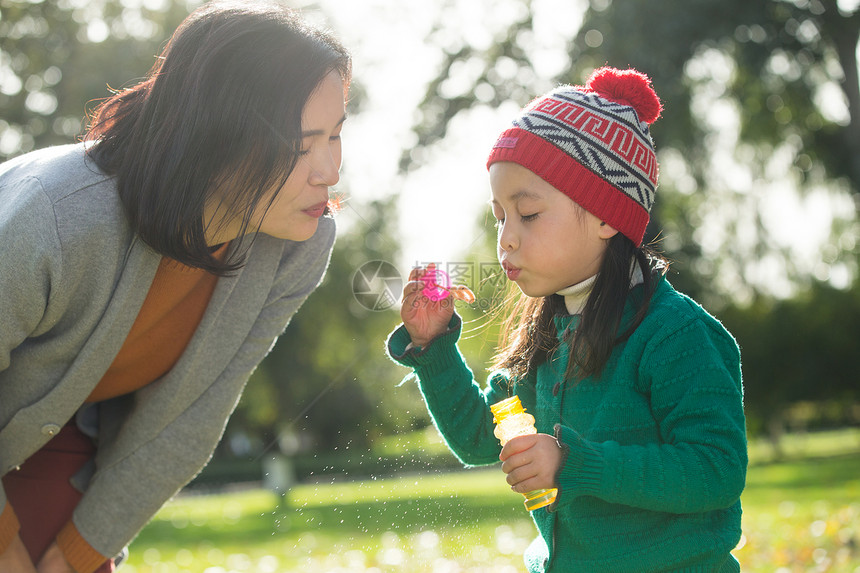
xmin=0 ymin=0 xmax=195 ymax=159
xmin=404 ymin=0 xmax=860 ymax=302
xmin=719 ymin=280 xmax=860 ymax=452
xmin=402 ymin=0 xmax=860 ymax=443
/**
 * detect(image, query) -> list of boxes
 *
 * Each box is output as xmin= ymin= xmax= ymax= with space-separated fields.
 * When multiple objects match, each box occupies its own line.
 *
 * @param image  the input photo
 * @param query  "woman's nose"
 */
xmin=308 ymin=148 xmax=340 ymax=187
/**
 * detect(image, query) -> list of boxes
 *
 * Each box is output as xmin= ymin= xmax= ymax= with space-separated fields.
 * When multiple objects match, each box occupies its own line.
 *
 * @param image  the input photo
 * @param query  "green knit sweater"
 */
xmin=387 ymin=276 xmax=746 ymax=572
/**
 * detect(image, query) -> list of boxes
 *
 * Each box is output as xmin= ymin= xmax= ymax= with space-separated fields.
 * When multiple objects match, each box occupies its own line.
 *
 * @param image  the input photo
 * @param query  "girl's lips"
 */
xmin=302 ymin=201 xmax=328 ymax=218
xmin=502 ymin=262 xmax=521 ymax=281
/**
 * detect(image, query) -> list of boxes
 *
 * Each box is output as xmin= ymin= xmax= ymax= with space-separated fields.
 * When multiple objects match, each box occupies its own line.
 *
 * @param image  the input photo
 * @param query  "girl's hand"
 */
xmin=499 ymin=433 xmax=562 ymax=493
xmin=400 ymin=264 xmax=455 ymax=348
xmin=0 ymin=534 xmax=38 ymax=573
xmin=36 ymin=543 xmax=74 ymax=573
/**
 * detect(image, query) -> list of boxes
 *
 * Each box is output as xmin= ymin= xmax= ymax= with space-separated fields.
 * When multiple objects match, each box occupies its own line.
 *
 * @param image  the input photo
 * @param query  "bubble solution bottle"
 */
xmin=491 ymin=395 xmax=558 ymax=511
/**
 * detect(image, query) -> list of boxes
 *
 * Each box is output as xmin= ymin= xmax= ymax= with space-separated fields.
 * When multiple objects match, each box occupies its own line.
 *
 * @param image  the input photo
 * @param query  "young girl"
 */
xmin=0 ymin=2 xmax=349 ymax=572
xmin=388 ymin=67 xmax=746 ymax=572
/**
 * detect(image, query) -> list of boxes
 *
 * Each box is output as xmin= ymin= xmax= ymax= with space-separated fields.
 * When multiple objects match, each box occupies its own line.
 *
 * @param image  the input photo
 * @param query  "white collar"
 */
xmin=556 ymin=263 xmax=645 ymax=316
xmin=556 ymin=275 xmax=596 ymax=315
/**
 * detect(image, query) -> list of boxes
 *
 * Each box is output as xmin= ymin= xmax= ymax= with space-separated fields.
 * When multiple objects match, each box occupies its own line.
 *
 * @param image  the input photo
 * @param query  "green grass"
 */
xmin=734 ymin=434 xmax=860 ymax=572
xmin=122 ymin=429 xmax=860 ymax=572
xmin=124 ymin=470 xmax=531 ymax=572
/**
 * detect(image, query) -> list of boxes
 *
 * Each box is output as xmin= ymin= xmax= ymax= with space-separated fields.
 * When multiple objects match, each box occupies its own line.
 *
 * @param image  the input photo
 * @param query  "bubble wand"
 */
xmin=420 ymin=267 xmax=476 ymax=304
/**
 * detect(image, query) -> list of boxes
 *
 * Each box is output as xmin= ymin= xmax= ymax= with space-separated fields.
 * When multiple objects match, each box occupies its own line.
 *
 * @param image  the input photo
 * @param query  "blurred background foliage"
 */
xmin=402 ymin=0 xmax=860 ymax=460
xmin=1 ymin=0 xmax=858 ymax=484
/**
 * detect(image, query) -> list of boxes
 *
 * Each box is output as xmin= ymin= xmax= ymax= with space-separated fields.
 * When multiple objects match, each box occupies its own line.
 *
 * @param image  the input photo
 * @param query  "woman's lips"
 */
xmin=302 ymin=201 xmax=328 ymax=218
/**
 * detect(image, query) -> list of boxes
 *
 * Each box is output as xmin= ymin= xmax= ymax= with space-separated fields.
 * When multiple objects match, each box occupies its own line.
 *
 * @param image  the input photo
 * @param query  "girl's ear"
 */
xmin=598 ymin=221 xmax=619 ymax=240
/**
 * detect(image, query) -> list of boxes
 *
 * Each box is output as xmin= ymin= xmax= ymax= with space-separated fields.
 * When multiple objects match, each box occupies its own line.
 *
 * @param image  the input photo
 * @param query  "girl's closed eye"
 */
xmin=491 ymin=207 xmax=505 ymax=226
xmin=492 ymin=212 xmax=538 ymax=227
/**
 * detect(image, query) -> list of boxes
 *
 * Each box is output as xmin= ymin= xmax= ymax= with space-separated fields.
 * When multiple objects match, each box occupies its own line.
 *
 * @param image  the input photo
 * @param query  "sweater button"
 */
xmin=41 ymin=423 xmax=61 ymax=436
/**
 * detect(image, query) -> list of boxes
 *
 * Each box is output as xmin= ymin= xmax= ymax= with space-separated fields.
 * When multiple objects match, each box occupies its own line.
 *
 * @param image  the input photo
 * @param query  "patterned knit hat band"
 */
xmin=489 ymin=128 xmax=651 ymax=245
xmin=487 ymin=67 xmax=662 ymax=246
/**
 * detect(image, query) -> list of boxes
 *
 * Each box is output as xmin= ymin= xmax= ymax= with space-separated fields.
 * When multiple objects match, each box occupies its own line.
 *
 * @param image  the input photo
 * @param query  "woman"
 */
xmin=0 ymin=1 xmax=350 ymax=571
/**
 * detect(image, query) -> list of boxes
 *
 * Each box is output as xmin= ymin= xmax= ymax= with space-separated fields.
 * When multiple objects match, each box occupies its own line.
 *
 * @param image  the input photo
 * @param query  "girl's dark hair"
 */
xmin=84 ymin=0 xmax=351 ymax=274
xmin=491 ymin=235 xmax=668 ymax=382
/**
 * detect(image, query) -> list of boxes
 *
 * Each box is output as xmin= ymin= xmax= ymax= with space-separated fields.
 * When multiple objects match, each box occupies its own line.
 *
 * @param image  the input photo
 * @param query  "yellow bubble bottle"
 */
xmin=491 ymin=395 xmax=558 ymax=511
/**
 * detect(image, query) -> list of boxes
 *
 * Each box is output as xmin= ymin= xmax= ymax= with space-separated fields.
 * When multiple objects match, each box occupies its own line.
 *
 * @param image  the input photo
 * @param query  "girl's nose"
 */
xmin=498 ymin=222 xmax=518 ymax=253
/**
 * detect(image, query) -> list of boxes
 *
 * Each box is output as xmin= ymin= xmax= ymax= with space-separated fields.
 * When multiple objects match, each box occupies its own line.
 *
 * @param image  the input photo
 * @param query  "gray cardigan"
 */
xmin=0 ymin=144 xmax=336 ymax=557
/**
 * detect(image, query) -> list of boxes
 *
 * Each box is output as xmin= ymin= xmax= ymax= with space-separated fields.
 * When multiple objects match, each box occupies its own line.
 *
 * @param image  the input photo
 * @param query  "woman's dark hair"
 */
xmin=491 ymin=235 xmax=668 ymax=382
xmin=84 ymin=0 xmax=351 ymax=274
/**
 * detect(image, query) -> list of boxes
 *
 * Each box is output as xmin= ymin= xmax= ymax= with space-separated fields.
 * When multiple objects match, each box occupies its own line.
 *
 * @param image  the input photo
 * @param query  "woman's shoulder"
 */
xmin=1 ymin=143 xmax=122 ymax=227
xmin=1 ymin=143 xmax=131 ymax=267
xmin=0 ymin=143 xmax=113 ymax=199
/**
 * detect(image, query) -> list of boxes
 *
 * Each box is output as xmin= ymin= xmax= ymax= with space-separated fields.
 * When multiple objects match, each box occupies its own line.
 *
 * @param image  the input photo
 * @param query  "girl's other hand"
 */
xmin=499 ymin=433 xmax=562 ymax=493
xmin=0 ymin=534 xmax=38 ymax=573
xmin=400 ymin=264 xmax=455 ymax=348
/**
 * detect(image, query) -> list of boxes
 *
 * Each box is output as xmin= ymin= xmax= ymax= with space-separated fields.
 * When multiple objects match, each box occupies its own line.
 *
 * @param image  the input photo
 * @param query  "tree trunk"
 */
xmin=821 ymin=7 xmax=860 ymax=196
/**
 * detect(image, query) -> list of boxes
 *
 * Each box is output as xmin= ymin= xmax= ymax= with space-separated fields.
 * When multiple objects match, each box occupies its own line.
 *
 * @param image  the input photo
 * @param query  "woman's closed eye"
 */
xmin=298 ymin=129 xmax=341 ymax=156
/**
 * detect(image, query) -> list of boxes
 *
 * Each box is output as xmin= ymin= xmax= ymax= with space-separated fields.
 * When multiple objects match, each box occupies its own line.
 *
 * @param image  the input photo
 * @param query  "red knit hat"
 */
xmin=486 ymin=67 xmax=662 ymax=246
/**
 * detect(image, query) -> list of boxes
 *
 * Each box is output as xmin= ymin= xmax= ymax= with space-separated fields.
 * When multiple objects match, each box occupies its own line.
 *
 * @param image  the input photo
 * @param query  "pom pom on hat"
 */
xmin=586 ymin=67 xmax=662 ymax=125
xmin=486 ymin=66 xmax=663 ymax=246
